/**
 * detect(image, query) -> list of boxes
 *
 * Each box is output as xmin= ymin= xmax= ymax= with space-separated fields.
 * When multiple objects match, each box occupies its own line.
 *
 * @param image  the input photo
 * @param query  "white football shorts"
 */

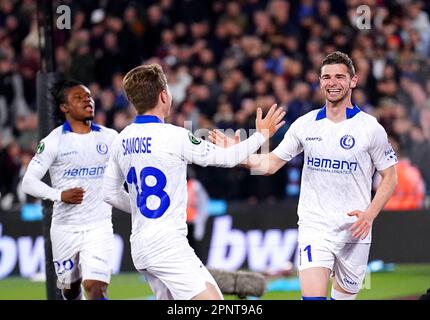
xmin=297 ymin=237 xmax=370 ymax=293
xmin=135 ymin=234 xmax=222 ymax=300
xmin=50 ymin=220 xmax=114 ymax=289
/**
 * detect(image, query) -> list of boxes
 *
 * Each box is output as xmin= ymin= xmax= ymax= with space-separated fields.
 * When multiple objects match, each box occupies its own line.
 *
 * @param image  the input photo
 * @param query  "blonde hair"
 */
xmin=123 ymin=64 xmax=167 ymax=114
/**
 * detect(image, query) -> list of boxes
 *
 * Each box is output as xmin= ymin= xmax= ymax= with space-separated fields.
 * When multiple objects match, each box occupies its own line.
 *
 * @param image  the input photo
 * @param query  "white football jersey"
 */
xmin=105 ymin=115 xmax=265 ymax=265
xmin=273 ymin=105 xmax=398 ymax=243
xmin=26 ymin=122 xmax=118 ymax=226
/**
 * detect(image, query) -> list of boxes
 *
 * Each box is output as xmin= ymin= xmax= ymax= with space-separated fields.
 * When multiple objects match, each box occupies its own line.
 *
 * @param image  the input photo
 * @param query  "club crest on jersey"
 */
xmin=188 ymin=132 xmax=202 ymax=145
xmin=36 ymin=142 xmax=45 ymax=154
xmin=340 ymin=135 xmax=355 ymax=150
xmin=96 ymin=142 xmax=108 ymax=154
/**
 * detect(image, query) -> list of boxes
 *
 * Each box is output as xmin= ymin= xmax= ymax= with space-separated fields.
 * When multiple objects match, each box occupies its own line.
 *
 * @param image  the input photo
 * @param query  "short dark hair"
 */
xmin=319 ymin=51 xmax=356 ymax=77
xmin=51 ymin=78 xmax=84 ymax=107
xmin=123 ymin=64 xmax=167 ymax=114
xmin=50 ymin=77 xmax=84 ymax=122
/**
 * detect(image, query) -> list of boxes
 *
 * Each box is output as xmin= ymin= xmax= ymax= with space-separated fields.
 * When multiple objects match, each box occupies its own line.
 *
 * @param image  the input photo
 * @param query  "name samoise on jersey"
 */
xmin=122 ymin=137 xmax=152 ymax=155
xmin=306 ymin=156 xmax=358 ymax=174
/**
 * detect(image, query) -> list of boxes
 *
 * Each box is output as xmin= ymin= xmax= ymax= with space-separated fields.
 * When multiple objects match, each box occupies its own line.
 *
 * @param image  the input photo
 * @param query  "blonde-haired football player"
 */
xmin=102 ymin=63 xmax=285 ymax=300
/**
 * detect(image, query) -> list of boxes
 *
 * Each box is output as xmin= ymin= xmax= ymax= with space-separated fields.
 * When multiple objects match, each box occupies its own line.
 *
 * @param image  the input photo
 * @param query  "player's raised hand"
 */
xmin=348 ymin=210 xmax=374 ymax=240
xmin=61 ymin=187 xmax=85 ymax=204
xmin=256 ymin=104 xmax=286 ymax=140
xmin=208 ymin=129 xmax=241 ymax=148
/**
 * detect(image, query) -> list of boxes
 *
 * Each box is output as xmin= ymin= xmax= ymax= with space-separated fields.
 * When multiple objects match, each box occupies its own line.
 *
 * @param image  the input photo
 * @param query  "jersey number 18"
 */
xmin=126 ymin=166 xmax=170 ymax=219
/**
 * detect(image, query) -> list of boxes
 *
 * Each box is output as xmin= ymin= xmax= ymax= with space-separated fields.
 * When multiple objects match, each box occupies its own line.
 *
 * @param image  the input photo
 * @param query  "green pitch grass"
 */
xmin=0 ymin=264 xmax=429 ymax=300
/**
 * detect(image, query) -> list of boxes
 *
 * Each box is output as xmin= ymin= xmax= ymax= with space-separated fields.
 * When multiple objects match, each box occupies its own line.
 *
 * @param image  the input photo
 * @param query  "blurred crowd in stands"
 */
xmin=1 ymin=0 xmax=430 ymax=211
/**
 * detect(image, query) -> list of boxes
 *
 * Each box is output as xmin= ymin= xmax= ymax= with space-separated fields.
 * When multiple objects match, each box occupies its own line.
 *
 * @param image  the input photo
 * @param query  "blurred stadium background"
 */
xmin=0 ymin=0 xmax=430 ymax=300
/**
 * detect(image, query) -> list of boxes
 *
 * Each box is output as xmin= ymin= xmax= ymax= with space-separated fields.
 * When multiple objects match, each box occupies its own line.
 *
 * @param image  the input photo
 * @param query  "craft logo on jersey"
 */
xmin=340 ymin=135 xmax=355 ymax=150
xmin=305 ymin=136 xmax=322 ymax=142
xmin=36 ymin=142 xmax=45 ymax=154
xmin=188 ymin=132 xmax=202 ymax=145
xmin=96 ymin=142 xmax=108 ymax=155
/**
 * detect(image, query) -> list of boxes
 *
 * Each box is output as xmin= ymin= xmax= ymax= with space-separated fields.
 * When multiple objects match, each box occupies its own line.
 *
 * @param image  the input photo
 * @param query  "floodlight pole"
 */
xmin=36 ymin=0 xmax=61 ymax=300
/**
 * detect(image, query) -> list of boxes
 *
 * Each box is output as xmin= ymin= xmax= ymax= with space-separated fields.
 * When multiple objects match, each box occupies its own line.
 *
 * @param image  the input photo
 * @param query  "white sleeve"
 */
xmin=103 ymin=139 xmax=132 ymax=213
xmin=369 ymin=122 xmax=398 ymax=171
xmin=182 ymin=130 xmax=266 ymax=168
xmin=272 ymin=121 xmax=303 ymax=161
xmin=21 ymin=138 xmax=62 ymax=202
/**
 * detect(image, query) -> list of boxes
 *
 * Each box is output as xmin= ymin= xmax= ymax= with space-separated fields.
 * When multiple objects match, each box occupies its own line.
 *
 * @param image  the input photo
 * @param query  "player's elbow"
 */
xmin=386 ymin=166 xmax=398 ymax=185
xmin=103 ymin=195 xmax=113 ymax=207
xmin=102 ymin=189 xmax=115 ymax=206
xmin=103 ymin=194 xmax=110 ymax=205
xmin=381 ymin=166 xmax=398 ymax=193
xmin=21 ymin=174 xmax=32 ymax=195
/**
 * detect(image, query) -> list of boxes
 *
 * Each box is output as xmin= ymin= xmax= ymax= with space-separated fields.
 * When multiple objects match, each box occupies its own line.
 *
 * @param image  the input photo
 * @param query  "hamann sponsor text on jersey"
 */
xmin=306 ymin=156 xmax=358 ymax=172
xmin=63 ymin=166 xmax=106 ymax=178
xmin=122 ymin=137 xmax=152 ymax=155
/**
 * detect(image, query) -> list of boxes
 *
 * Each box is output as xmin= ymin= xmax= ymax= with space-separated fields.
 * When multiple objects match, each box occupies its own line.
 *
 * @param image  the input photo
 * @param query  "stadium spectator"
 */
xmin=409 ymin=125 xmax=430 ymax=200
xmin=0 ymin=0 xmax=429 ymax=204
xmin=0 ymin=139 xmax=21 ymax=210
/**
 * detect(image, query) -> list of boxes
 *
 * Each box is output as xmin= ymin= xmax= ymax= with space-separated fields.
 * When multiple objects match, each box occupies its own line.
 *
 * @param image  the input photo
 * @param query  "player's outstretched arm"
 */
xmin=208 ymin=129 xmax=241 ymax=149
xmin=208 ymin=129 xmax=287 ymax=175
xmin=208 ymin=102 xmax=287 ymax=146
xmin=205 ymin=103 xmax=286 ymax=146
xmin=185 ymin=104 xmax=285 ymax=168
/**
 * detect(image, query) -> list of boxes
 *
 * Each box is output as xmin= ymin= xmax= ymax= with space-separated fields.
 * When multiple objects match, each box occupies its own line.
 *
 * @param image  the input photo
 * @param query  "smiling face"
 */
xmin=60 ymin=85 xmax=95 ymax=122
xmin=320 ymin=63 xmax=358 ymax=105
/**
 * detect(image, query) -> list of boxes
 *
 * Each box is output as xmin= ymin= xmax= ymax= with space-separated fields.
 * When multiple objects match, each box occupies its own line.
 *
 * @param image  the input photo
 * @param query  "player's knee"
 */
xmin=83 ymin=280 xmax=108 ymax=300
xmin=331 ymin=277 xmax=358 ymax=300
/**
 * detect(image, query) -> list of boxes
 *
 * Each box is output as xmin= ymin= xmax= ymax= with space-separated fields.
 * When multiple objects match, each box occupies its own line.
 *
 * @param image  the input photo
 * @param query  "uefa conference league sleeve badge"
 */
xmin=188 ymin=131 xmax=202 ymax=145
xmin=36 ymin=141 xmax=45 ymax=154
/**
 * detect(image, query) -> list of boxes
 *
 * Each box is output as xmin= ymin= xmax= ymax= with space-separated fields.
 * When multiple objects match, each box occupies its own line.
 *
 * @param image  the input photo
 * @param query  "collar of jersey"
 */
xmin=315 ymin=104 xmax=361 ymax=121
xmin=134 ymin=115 xmax=163 ymax=124
xmin=62 ymin=121 xmax=101 ymax=133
